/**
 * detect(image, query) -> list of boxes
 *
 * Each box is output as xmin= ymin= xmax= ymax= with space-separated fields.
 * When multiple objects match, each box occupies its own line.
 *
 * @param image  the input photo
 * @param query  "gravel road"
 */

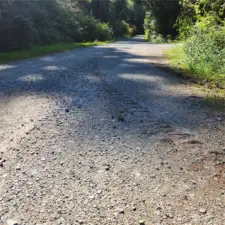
xmin=0 ymin=36 xmax=224 ymax=225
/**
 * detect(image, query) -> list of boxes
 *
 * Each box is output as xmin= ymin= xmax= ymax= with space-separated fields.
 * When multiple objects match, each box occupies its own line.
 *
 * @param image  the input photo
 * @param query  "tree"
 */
xmin=91 ymin=0 xmax=110 ymax=22
xmin=140 ymin=0 xmax=181 ymax=38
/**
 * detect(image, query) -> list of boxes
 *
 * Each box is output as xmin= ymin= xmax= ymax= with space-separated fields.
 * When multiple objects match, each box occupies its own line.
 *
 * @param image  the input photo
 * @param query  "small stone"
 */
xmin=15 ymin=165 xmax=21 ymax=170
xmin=119 ymin=208 xmax=124 ymax=214
xmin=65 ymin=108 xmax=69 ymax=112
xmin=89 ymin=195 xmax=95 ymax=199
xmin=60 ymin=161 xmax=63 ymax=165
xmin=132 ymin=206 xmax=136 ymax=211
xmin=199 ymin=208 xmax=207 ymax=214
xmin=167 ymin=213 xmax=174 ymax=218
xmin=216 ymin=116 xmax=222 ymax=121
xmin=139 ymin=220 xmax=145 ymax=225
xmin=41 ymin=157 xmax=46 ymax=161
xmin=97 ymin=190 xmax=102 ymax=194
xmin=105 ymin=165 xmax=110 ymax=171
xmin=6 ymin=218 xmax=19 ymax=225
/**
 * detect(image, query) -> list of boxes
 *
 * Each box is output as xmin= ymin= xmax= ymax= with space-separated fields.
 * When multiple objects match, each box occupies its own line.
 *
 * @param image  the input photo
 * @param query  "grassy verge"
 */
xmin=165 ymin=44 xmax=225 ymax=108
xmin=165 ymin=44 xmax=225 ymax=89
xmin=0 ymin=41 xmax=114 ymax=64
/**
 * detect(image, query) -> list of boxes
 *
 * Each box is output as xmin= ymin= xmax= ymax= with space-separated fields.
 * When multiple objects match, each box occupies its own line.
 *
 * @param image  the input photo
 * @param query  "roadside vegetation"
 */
xmin=142 ymin=0 xmax=225 ymax=93
xmin=0 ymin=0 xmax=144 ymax=62
xmin=0 ymin=41 xmax=114 ymax=64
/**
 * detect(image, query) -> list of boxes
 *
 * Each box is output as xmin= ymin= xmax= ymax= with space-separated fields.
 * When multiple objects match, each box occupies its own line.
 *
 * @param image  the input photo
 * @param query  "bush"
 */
xmin=113 ymin=20 xmax=136 ymax=37
xmin=0 ymin=0 xmax=113 ymax=52
xmin=167 ymin=25 xmax=225 ymax=89
xmin=149 ymin=33 xmax=166 ymax=44
xmin=96 ymin=23 xmax=113 ymax=41
xmin=127 ymin=25 xmax=137 ymax=37
xmin=183 ymin=25 xmax=225 ymax=87
xmin=114 ymin=20 xmax=129 ymax=36
xmin=144 ymin=29 xmax=150 ymax=41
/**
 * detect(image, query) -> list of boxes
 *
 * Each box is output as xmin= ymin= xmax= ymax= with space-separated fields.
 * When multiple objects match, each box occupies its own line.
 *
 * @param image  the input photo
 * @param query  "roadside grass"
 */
xmin=0 ymin=41 xmax=114 ymax=64
xmin=165 ymin=44 xmax=225 ymax=108
xmin=165 ymin=44 xmax=225 ymax=89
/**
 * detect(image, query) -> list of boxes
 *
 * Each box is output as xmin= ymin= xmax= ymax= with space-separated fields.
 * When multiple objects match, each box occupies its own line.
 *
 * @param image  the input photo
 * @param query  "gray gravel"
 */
xmin=0 ymin=36 xmax=224 ymax=225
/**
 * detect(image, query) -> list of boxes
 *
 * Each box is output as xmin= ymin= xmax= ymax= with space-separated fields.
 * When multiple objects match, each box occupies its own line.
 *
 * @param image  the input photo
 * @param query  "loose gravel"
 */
xmin=0 ymin=36 xmax=224 ymax=225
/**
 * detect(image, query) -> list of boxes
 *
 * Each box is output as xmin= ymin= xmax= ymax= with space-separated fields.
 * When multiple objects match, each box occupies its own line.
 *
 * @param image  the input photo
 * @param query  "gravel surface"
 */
xmin=0 ymin=36 xmax=224 ymax=225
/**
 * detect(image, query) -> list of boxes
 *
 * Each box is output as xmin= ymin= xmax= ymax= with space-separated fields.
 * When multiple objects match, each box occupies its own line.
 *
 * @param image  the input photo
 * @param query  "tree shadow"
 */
xmin=0 ymin=41 xmax=222 ymax=136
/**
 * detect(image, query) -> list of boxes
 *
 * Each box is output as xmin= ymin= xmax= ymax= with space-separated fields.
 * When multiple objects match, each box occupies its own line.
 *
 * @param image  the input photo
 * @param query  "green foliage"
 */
xmin=114 ymin=20 xmax=136 ymax=37
xmin=91 ymin=0 xmax=110 ymax=22
xmin=177 ymin=0 xmax=225 ymax=39
xmin=149 ymin=34 xmax=167 ymax=44
xmin=166 ymin=26 xmax=225 ymax=89
xmin=162 ymin=0 xmax=225 ymax=91
xmin=96 ymin=23 xmax=114 ymax=41
xmin=142 ymin=0 xmax=180 ymax=41
xmin=184 ymin=26 xmax=225 ymax=86
xmin=126 ymin=0 xmax=145 ymax=34
xmin=0 ymin=0 xmax=113 ymax=52
xmin=0 ymin=0 xmax=145 ymax=52
xmin=144 ymin=11 xmax=170 ymax=43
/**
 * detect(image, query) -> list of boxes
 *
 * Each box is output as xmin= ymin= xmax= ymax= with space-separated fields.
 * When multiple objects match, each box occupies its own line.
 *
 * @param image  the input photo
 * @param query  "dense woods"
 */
xmin=0 ymin=0 xmax=144 ymax=52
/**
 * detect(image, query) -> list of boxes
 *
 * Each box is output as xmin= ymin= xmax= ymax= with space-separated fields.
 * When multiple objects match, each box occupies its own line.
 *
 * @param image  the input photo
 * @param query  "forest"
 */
xmin=0 ymin=0 xmax=145 ymax=51
xmin=0 ymin=0 xmax=224 ymax=88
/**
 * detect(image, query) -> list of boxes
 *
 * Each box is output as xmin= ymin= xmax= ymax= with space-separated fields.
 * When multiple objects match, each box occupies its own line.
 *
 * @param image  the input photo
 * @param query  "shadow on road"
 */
xmin=0 ymin=40 xmax=221 ymax=136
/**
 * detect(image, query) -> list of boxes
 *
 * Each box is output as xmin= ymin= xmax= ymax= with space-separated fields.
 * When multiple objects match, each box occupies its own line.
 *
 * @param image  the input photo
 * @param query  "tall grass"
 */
xmin=166 ymin=26 xmax=225 ymax=89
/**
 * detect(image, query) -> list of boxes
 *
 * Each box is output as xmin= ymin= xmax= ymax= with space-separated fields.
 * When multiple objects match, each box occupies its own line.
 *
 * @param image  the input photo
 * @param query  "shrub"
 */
xmin=0 ymin=0 xmax=113 ymax=52
xmin=113 ymin=20 xmax=136 ymax=37
xmin=144 ymin=29 xmax=150 ymax=41
xmin=184 ymin=25 xmax=225 ymax=87
xmin=149 ymin=33 xmax=166 ymax=44
xmin=114 ymin=20 xmax=128 ymax=36
xmin=96 ymin=23 xmax=113 ymax=41
xmin=127 ymin=25 xmax=137 ymax=37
